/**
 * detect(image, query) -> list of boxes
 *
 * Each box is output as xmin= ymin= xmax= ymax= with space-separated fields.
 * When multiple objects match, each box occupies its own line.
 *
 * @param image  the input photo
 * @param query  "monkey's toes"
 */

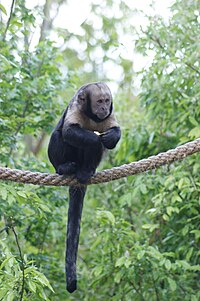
xmin=57 ymin=162 xmax=77 ymax=175
xmin=76 ymin=169 xmax=95 ymax=184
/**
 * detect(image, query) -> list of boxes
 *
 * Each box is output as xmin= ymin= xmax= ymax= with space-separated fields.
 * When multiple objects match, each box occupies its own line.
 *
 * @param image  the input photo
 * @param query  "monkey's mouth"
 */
xmin=96 ymin=112 xmax=109 ymax=120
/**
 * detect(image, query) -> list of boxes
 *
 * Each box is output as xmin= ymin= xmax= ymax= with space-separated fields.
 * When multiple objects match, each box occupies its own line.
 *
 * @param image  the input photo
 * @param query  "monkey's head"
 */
xmin=76 ymin=82 xmax=113 ymax=122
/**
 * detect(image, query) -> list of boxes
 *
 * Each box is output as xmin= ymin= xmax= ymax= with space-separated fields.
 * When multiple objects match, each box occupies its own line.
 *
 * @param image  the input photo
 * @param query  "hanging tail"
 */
xmin=66 ymin=185 xmax=87 ymax=293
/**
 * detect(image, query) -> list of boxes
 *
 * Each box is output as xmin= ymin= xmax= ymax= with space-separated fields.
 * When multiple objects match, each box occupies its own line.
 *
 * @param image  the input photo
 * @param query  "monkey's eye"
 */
xmin=105 ymin=98 xmax=110 ymax=103
xmin=97 ymin=99 xmax=103 ymax=104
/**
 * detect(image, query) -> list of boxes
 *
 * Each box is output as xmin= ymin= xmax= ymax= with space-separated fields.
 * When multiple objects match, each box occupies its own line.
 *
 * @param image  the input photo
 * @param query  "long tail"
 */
xmin=66 ymin=185 xmax=87 ymax=293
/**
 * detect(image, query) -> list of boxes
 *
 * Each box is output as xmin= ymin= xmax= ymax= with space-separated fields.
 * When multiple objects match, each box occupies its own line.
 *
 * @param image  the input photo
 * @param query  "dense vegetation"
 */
xmin=0 ymin=0 xmax=199 ymax=300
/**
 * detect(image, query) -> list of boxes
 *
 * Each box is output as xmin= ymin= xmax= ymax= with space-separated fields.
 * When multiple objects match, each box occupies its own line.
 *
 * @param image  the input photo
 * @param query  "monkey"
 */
xmin=48 ymin=82 xmax=121 ymax=293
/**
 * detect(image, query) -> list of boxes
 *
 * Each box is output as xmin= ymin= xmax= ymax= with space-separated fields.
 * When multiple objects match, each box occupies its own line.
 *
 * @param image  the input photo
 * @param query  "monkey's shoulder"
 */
xmin=64 ymin=101 xmax=118 ymax=133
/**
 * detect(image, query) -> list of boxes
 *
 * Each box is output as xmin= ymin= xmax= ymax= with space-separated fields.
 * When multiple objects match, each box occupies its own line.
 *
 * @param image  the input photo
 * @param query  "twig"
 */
xmin=185 ymin=62 xmax=200 ymax=75
xmin=3 ymin=0 xmax=15 ymax=41
xmin=11 ymin=226 xmax=25 ymax=301
xmin=129 ymin=280 xmax=146 ymax=301
xmin=0 ymin=226 xmax=9 ymax=234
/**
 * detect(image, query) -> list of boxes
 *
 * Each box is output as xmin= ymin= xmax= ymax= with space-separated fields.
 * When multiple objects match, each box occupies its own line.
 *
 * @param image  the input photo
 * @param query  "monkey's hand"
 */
xmin=63 ymin=124 xmax=101 ymax=149
xmin=101 ymin=127 xmax=121 ymax=149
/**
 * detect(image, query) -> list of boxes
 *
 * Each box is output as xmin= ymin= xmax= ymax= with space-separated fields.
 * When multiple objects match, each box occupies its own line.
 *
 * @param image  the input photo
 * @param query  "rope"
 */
xmin=0 ymin=138 xmax=200 ymax=187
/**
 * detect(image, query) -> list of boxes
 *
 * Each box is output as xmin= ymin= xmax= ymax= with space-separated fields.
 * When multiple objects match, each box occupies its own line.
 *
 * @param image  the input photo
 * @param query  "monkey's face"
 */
xmin=89 ymin=84 xmax=112 ymax=120
xmin=77 ymin=82 xmax=113 ymax=122
xmin=91 ymin=96 xmax=111 ymax=120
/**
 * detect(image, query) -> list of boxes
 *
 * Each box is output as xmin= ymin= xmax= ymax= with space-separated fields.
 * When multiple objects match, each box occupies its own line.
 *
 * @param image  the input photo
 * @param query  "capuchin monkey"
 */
xmin=48 ymin=82 xmax=121 ymax=293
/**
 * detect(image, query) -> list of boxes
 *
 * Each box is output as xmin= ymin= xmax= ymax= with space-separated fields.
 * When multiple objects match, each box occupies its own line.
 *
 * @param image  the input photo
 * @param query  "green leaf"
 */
xmin=0 ymin=289 xmax=8 ymax=299
xmin=166 ymin=206 xmax=174 ymax=216
xmin=182 ymin=225 xmax=189 ymax=236
xmin=137 ymin=250 xmax=145 ymax=260
xmin=28 ymin=280 xmax=37 ymax=293
xmin=189 ymin=265 xmax=200 ymax=271
xmin=188 ymin=127 xmax=200 ymax=139
xmin=191 ymin=295 xmax=198 ymax=301
xmin=147 ymin=246 xmax=162 ymax=259
xmin=0 ymin=187 xmax=7 ymax=200
xmin=167 ymin=278 xmax=177 ymax=291
xmin=189 ymin=116 xmax=199 ymax=127
xmin=5 ymin=291 xmax=15 ymax=301
xmin=186 ymin=247 xmax=193 ymax=261
xmin=140 ymin=184 xmax=147 ymax=194
xmin=37 ymin=203 xmax=51 ymax=213
xmin=115 ymin=256 xmax=126 ymax=267
xmin=163 ymin=214 xmax=169 ymax=221
xmin=165 ymin=259 xmax=172 ymax=270
xmin=7 ymin=194 xmax=15 ymax=205
xmin=114 ymin=271 xmax=122 ymax=284
xmin=190 ymin=230 xmax=200 ymax=240
xmin=124 ymin=259 xmax=131 ymax=268
xmin=93 ymin=266 xmax=103 ymax=277
xmin=0 ymin=4 xmax=7 ymax=15
xmin=35 ymin=271 xmax=54 ymax=292
xmin=142 ymin=223 xmax=159 ymax=232
xmin=0 ymin=256 xmax=13 ymax=270
xmin=17 ymin=191 xmax=27 ymax=198
xmin=97 ymin=210 xmax=115 ymax=225
xmin=0 ymin=54 xmax=18 ymax=68
xmin=172 ymin=194 xmax=182 ymax=203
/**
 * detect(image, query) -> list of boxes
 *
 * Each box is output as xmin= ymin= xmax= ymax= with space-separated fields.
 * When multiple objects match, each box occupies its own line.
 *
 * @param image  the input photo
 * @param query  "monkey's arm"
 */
xmin=63 ymin=124 xmax=101 ymax=148
xmin=101 ymin=126 xmax=121 ymax=149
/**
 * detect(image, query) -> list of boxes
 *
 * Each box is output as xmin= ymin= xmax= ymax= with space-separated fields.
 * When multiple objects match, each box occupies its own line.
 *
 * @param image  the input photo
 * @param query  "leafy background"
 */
xmin=0 ymin=0 xmax=199 ymax=300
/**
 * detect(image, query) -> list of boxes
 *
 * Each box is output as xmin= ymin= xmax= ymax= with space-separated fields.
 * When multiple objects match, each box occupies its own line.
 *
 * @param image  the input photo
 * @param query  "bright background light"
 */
xmin=1 ymin=0 xmax=174 ymax=91
xmin=2 ymin=0 xmax=173 ymax=35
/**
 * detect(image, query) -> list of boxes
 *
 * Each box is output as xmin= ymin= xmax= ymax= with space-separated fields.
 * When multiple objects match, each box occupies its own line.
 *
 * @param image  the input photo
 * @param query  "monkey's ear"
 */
xmin=77 ymin=91 xmax=86 ymax=105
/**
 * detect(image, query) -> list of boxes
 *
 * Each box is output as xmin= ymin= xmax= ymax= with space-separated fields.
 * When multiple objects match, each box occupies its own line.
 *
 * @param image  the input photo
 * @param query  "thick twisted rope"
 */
xmin=0 ymin=138 xmax=200 ymax=187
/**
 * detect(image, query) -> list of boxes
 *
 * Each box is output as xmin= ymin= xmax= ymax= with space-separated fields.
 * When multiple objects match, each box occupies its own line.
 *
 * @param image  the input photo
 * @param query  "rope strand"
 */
xmin=0 ymin=138 xmax=200 ymax=187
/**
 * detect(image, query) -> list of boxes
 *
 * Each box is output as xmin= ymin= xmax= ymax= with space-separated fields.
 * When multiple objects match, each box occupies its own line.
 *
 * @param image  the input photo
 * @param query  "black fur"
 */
xmin=48 ymin=83 xmax=121 ymax=293
xmin=101 ymin=126 xmax=121 ymax=149
xmin=66 ymin=186 xmax=86 ymax=293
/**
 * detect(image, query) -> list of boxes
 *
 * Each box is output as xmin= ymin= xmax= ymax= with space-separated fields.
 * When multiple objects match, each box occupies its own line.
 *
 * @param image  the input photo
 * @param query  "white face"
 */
xmin=90 ymin=84 xmax=112 ymax=120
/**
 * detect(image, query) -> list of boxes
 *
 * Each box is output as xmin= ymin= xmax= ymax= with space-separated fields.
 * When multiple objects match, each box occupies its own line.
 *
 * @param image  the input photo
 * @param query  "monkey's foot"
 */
xmin=57 ymin=162 xmax=77 ymax=175
xmin=76 ymin=169 xmax=95 ymax=184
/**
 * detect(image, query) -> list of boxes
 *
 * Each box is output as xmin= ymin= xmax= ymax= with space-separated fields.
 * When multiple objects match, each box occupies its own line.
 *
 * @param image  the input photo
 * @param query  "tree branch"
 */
xmin=3 ymin=0 xmax=15 ymax=41
xmin=185 ymin=62 xmax=200 ymax=75
xmin=0 ymin=226 xmax=9 ymax=234
xmin=11 ymin=226 xmax=25 ymax=301
xmin=32 ymin=132 xmax=46 ymax=156
xmin=39 ymin=0 xmax=52 ymax=42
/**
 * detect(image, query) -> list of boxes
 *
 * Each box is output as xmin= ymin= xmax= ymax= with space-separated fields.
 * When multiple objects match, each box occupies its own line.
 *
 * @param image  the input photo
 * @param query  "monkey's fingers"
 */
xmin=94 ymin=131 xmax=105 ymax=136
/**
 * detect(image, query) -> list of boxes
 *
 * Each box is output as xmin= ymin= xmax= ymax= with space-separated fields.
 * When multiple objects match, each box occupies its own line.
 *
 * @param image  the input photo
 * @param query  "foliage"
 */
xmin=0 ymin=0 xmax=200 ymax=300
xmin=135 ymin=0 xmax=200 ymax=145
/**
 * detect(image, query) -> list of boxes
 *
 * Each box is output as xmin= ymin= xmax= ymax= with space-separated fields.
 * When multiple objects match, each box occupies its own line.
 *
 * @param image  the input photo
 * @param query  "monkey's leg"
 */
xmin=48 ymin=130 xmax=77 ymax=175
xmin=57 ymin=162 xmax=77 ymax=175
xmin=76 ymin=144 xmax=104 ymax=184
xmin=66 ymin=185 xmax=87 ymax=293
